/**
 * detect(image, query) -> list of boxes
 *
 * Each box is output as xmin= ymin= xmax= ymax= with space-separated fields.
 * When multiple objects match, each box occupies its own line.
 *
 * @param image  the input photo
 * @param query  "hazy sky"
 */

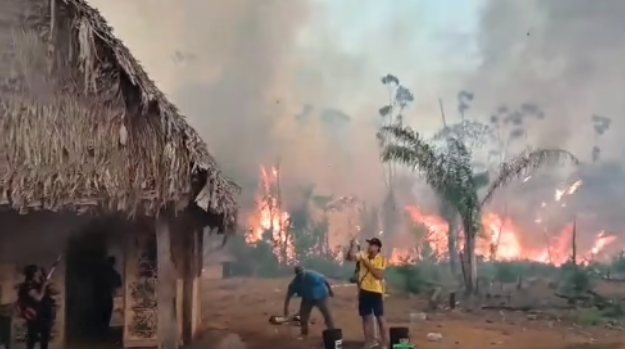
xmin=298 ymin=0 xmax=483 ymax=112
xmin=88 ymin=0 xmax=482 ymax=125
xmin=83 ymin=0 xmax=488 ymax=201
xmin=85 ymin=0 xmax=625 ymax=210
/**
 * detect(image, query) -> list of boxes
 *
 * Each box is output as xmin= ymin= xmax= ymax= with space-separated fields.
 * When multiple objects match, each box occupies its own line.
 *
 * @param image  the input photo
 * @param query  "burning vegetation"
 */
xmin=221 ymin=74 xmax=625 ymax=325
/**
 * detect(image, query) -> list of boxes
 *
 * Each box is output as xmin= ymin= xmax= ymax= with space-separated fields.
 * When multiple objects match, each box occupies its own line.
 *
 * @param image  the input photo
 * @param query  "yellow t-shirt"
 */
xmin=357 ymin=253 xmax=387 ymax=294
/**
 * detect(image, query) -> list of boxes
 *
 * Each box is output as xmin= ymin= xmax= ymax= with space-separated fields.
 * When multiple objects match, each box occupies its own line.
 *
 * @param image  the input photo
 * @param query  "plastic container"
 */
xmin=322 ymin=329 xmax=343 ymax=349
xmin=389 ymin=327 xmax=410 ymax=347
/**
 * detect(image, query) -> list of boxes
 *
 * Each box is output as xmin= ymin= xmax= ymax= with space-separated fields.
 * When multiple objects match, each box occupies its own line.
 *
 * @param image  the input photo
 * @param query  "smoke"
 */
xmin=86 ymin=0 xmax=625 ymax=239
xmin=463 ymin=0 xmax=625 ymax=240
xmin=86 ymin=0 xmax=434 ymax=206
xmin=467 ymin=0 xmax=625 ymax=160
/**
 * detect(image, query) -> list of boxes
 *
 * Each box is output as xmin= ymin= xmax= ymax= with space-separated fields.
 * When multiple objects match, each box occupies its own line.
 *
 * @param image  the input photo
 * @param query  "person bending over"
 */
xmin=283 ymin=266 xmax=335 ymax=339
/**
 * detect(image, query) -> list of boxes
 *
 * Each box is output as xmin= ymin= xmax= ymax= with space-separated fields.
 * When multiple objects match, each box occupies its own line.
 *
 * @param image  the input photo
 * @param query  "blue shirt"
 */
xmin=287 ymin=270 xmax=330 ymax=301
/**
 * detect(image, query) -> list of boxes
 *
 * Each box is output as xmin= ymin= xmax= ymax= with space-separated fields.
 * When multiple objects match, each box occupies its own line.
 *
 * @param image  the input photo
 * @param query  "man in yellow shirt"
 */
xmin=349 ymin=238 xmax=388 ymax=349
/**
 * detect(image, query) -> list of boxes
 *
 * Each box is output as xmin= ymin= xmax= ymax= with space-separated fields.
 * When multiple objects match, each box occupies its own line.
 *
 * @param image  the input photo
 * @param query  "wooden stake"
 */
xmin=571 ymin=217 xmax=578 ymax=267
xmin=438 ymin=98 xmax=448 ymax=129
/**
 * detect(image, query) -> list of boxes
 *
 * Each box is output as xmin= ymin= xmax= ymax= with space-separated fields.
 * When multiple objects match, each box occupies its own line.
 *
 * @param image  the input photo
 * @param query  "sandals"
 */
xmin=364 ymin=341 xmax=388 ymax=349
xmin=364 ymin=340 xmax=379 ymax=349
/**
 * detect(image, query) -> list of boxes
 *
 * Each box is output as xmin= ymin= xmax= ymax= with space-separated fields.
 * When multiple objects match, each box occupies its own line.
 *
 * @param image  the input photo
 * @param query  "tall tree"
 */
xmin=379 ymin=124 xmax=578 ymax=294
xmin=590 ymin=114 xmax=611 ymax=162
xmin=486 ymin=103 xmax=546 ymax=258
xmin=431 ymin=92 xmax=492 ymax=278
xmin=376 ymin=74 xmax=415 ymax=241
xmin=487 ymin=103 xmax=545 ymax=165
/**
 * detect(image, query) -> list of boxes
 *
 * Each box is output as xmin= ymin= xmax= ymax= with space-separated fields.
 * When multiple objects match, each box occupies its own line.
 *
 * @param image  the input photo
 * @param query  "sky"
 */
xmin=295 ymin=0 xmax=483 ymax=117
xmin=87 ymin=0 xmax=483 ymax=126
xmin=83 ymin=0 xmax=491 ymax=202
xmin=83 ymin=0 xmax=625 ymax=227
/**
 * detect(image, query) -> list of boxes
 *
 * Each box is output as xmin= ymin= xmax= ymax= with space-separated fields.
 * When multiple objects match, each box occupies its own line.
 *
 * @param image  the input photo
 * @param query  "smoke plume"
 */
xmin=86 ymin=0 xmax=625 ymax=239
xmin=468 ymin=0 xmax=625 ymax=159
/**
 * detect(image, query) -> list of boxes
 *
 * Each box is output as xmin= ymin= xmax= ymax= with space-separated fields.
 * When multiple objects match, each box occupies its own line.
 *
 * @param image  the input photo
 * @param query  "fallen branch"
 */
xmin=481 ymin=304 xmax=574 ymax=312
xmin=481 ymin=305 xmax=532 ymax=311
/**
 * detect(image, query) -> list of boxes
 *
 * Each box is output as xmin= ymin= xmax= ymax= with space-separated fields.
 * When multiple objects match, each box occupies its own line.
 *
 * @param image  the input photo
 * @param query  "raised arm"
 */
xmin=345 ymin=239 xmax=360 ymax=262
xmin=28 ymin=281 xmax=48 ymax=302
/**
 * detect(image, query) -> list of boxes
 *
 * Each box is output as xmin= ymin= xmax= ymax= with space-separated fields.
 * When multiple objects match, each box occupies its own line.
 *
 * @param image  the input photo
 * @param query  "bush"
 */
xmin=558 ymin=262 xmax=594 ymax=296
xmin=386 ymin=262 xmax=443 ymax=295
xmin=226 ymin=211 xmax=347 ymax=278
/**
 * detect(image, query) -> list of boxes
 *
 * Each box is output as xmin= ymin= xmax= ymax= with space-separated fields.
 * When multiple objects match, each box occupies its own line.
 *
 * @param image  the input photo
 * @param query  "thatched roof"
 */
xmin=0 ymin=0 xmax=239 ymax=230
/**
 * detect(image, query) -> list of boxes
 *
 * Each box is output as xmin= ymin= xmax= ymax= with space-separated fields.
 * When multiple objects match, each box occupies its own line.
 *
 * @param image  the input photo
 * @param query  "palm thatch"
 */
xmin=0 ymin=0 xmax=239 ymax=231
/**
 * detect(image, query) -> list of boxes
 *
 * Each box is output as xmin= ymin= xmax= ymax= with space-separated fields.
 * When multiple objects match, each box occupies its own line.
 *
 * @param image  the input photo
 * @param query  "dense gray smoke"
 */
xmin=464 ymin=0 xmax=625 ymax=246
xmin=85 ymin=0 xmax=625 ymax=246
xmin=88 ymin=0 xmax=391 ymax=206
xmin=468 ymin=0 xmax=625 ymax=159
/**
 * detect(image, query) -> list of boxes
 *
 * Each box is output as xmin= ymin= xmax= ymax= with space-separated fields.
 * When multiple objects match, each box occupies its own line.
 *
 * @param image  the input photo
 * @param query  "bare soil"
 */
xmin=192 ymin=278 xmax=625 ymax=349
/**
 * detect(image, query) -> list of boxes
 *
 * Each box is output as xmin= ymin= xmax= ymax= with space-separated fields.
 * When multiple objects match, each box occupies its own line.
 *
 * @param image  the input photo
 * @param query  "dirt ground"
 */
xmin=193 ymin=277 xmax=625 ymax=349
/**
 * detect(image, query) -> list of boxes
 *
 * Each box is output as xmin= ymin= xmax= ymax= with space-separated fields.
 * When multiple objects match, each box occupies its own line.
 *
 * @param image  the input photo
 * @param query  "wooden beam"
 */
xmin=181 ymin=229 xmax=193 ymax=343
xmin=156 ymin=215 xmax=178 ymax=349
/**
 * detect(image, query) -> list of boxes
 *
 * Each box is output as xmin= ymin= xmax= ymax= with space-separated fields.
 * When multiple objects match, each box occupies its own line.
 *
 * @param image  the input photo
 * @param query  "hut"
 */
xmin=203 ymin=250 xmax=236 ymax=280
xmin=0 ymin=0 xmax=239 ymax=348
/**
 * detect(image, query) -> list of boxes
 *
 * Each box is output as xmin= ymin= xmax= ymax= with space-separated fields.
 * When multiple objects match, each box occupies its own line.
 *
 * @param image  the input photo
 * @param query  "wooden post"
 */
xmin=181 ymin=230 xmax=193 ymax=344
xmin=156 ymin=216 xmax=178 ymax=349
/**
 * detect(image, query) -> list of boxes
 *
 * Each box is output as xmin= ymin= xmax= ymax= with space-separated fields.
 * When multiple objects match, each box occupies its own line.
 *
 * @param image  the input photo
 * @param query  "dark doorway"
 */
xmin=65 ymin=218 xmax=124 ymax=348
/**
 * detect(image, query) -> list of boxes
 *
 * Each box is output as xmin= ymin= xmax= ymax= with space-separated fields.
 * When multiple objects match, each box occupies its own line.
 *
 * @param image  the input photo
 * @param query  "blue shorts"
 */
xmin=358 ymin=290 xmax=384 ymax=317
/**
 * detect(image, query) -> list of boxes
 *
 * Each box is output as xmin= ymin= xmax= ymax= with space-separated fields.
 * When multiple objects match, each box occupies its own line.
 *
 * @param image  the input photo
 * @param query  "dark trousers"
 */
xmin=26 ymin=319 xmax=51 ymax=349
xmin=299 ymin=297 xmax=334 ymax=336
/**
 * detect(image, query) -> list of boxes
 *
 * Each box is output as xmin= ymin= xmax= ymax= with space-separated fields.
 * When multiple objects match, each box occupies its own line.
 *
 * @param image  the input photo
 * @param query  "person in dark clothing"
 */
xmin=283 ymin=266 xmax=335 ymax=339
xmin=17 ymin=265 xmax=54 ymax=349
xmin=93 ymin=256 xmax=122 ymax=338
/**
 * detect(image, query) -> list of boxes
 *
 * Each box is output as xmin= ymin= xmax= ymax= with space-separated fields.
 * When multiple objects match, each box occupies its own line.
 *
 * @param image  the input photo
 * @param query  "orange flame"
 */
xmin=245 ymin=171 xmax=617 ymax=268
xmin=397 ymin=205 xmax=618 ymax=266
xmin=246 ymin=166 xmax=295 ymax=264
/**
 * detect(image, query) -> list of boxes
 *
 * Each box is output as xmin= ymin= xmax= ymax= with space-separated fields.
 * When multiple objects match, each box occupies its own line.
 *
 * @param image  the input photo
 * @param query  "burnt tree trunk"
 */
xmin=156 ymin=216 xmax=178 ymax=349
xmin=439 ymin=199 xmax=459 ymax=278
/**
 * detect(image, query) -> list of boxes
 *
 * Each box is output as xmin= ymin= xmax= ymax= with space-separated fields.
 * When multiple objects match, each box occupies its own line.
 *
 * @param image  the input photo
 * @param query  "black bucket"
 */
xmin=389 ymin=326 xmax=410 ymax=347
xmin=322 ymin=329 xmax=343 ymax=349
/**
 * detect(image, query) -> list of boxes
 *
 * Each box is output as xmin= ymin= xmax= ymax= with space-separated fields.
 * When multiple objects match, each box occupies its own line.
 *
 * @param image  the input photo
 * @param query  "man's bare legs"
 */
xmin=376 ymin=316 xmax=388 ymax=349
xmin=361 ymin=315 xmax=375 ymax=347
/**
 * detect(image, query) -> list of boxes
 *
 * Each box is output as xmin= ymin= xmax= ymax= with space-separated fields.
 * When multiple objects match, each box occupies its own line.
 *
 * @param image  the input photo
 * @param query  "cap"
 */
xmin=366 ymin=238 xmax=382 ymax=248
xmin=294 ymin=265 xmax=304 ymax=275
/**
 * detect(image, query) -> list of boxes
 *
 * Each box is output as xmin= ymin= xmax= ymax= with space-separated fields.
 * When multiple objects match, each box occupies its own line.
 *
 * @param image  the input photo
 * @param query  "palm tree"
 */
xmin=379 ymin=124 xmax=579 ymax=294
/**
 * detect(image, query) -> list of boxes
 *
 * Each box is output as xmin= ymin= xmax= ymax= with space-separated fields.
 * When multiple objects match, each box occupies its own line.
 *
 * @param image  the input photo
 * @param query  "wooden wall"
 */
xmin=122 ymin=225 xmax=159 ymax=348
xmin=122 ymin=221 xmax=202 ymax=347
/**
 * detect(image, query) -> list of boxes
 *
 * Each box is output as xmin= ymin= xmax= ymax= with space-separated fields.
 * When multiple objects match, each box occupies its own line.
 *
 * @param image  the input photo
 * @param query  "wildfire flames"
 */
xmin=246 ymin=167 xmax=619 ymax=267
xmin=394 ymin=179 xmax=617 ymax=265
xmin=399 ymin=206 xmax=617 ymax=266
xmin=246 ymin=166 xmax=295 ymax=264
